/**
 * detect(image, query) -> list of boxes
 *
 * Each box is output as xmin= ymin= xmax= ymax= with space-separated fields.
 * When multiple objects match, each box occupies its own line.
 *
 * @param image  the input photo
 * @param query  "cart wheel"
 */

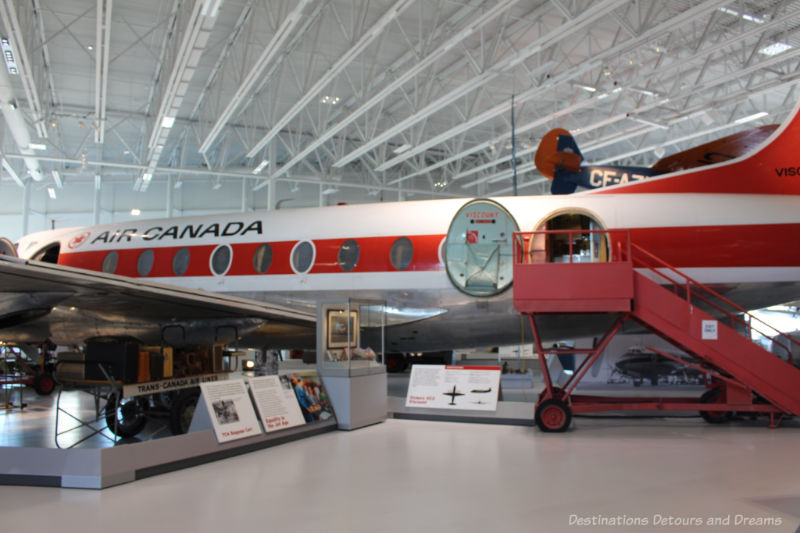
xmin=169 ymin=388 xmax=200 ymax=435
xmin=32 ymin=373 xmax=56 ymax=395
xmin=535 ymin=399 xmax=572 ymax=432
xmin=699 ymin=388 xmax=731 ymax=424
xmin=105 ymin=393 xmax=148 ymax=438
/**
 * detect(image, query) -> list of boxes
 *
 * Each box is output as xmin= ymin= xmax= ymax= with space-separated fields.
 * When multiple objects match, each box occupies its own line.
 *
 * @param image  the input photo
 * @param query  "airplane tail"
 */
xmin=588 ymin=101 xmax=800 ymax=196
xmin=534 ymin=128 xmax=584 ymax=194
xmin=534 ymin=101 xmax=800 ymax=195
xmin=534 ymin=128 xmax=658 ymax=194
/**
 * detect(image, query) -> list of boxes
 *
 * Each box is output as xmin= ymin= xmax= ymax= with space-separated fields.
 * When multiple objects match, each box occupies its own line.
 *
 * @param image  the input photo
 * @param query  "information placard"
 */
xmin=405 ymin=365 xmax=502 ymax=411
xmin=248 ymin=375 xmax=306 ymax=432
xmin=199 ymin=379 xmax=262 ymax=443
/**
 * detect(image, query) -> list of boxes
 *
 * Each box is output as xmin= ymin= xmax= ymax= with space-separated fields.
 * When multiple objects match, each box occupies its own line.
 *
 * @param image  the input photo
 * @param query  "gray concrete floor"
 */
xmin=1 ymin=416 xmax=800 ymax=532
xmin=2 ymin=380 xmax=800 ymax=532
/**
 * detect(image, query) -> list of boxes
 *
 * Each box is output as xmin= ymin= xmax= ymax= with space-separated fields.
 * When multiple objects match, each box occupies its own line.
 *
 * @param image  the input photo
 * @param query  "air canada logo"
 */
xmin=68 ymin=232 xmax=91 ymax=249
xmin=467 ymin=230 xmax=479 ymax=243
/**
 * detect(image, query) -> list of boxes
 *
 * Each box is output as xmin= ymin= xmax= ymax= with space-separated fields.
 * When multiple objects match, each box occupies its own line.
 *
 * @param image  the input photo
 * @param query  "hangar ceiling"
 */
xmin=1 ymin=0 xmax=799 ymax=237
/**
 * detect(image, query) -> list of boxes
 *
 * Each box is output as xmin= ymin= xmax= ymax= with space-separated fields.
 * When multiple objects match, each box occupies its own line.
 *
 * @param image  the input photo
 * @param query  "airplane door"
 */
xmin=444 ymin=199 xmax=519 ymax=297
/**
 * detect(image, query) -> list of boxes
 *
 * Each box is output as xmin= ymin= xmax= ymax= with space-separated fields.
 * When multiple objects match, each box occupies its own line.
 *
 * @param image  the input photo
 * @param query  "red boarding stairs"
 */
xmin=513 ymin=229 xmax=800 ymax=432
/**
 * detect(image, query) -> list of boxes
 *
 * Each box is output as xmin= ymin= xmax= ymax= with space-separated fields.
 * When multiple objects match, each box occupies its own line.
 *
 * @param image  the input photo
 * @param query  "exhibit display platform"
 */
xmin=389 ymin=396 xmax=535 ymax=426
xmin=0 ymin=418 xmax=336 ymax=489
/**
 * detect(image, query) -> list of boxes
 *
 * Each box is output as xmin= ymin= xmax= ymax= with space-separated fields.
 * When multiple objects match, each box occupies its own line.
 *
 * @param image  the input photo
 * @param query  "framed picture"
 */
xmin=327 ymin=310 xmax=359 ymax=348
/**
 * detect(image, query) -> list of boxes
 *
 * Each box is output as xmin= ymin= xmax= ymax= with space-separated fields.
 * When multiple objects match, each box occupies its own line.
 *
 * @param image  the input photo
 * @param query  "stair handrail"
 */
xmin=512 ymin=229 xmax=799 ymax=365
xmin=513 ymin=229 xmax=631 ymax=265
xmin=628 ymin=241 xmax=799 ymax=365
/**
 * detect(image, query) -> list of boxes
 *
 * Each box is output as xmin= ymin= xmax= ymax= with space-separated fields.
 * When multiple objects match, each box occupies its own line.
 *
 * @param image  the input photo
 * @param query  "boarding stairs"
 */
xmin=513 ymin=229 xmax=800 ymax=432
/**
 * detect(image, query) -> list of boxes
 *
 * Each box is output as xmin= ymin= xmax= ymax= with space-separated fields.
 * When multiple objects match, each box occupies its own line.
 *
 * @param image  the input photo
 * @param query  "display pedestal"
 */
xmin=321 ymin=367 xmax=387 ymax=430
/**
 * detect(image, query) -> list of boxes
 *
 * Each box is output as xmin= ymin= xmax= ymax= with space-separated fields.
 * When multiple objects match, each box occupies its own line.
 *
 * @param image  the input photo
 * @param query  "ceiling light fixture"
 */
xmin=52 ymin=170 xmax=62 ymax=188
xmin=735 ymin=111 xmax=769 ymax=125
xmin=1 ymin=38 xmax=18 ymax=75
xmin=759 ymin=43 xmax=792 ymax=56
xmin=131 ymin=208 xmax=141 ymax=216
xmin=47 ymin=187 xmax=56 ymax=199
xmin=29 ymin=143 xmax=47 ymax=151
xmin=160 ymin=116 xmax=176 ymax=128
xmin=252 ymin=159 xmax=270 ymax=174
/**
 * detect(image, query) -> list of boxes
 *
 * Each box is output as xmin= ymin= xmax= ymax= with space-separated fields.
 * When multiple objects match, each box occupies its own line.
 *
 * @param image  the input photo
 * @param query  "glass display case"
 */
xmin=316 ymin=299 xmax=386 ymax=376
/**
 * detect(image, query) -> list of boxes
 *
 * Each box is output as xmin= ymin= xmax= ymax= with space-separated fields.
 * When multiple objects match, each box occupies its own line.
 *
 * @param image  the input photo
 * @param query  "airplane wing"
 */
xmin=0 ymin=255 xmax=314 ymax=347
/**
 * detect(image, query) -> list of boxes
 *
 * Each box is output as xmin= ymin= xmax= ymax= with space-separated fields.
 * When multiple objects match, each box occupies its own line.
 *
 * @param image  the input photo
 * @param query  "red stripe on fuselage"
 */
xmin=627 ymin=223 xmax=800 ymax=268
xmin=59 ymin=235 xmax=446 ymax=277
xmin=57 ymin=223 xmax=800 ymax=278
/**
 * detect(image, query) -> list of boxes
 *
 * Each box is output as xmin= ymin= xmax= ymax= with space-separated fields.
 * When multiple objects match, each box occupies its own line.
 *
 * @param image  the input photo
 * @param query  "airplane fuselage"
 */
xmin=12 ymin=191 xmax=800 ymax=351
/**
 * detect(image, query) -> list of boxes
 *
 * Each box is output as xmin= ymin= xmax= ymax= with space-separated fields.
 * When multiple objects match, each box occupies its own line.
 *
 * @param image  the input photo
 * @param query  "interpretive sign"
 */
xmin=248 ymin=375 xmax=306 ymax=432
xmin=405 ymin=365 xmax=501 ymax=411
xmin=200 ymin=379 xmax=262 ymax=443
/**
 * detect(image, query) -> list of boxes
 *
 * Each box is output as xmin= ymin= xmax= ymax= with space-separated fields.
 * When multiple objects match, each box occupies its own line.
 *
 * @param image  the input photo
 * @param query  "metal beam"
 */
xmin=198 ymin=0 xmax=313 ymax=154
xmin=268 ymin=0 xmax=519 ymax=180
xmin=337 ymin=0 xmax=628 ymax=170
xmin=94 ymin=0 xmax=112 ymax=144
xmin=244 ymin=0 xmax=415 ymax=160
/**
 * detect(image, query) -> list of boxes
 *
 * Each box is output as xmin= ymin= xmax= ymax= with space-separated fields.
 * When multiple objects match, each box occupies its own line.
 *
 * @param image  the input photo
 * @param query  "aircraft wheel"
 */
xmin=32 ymin=373 xmax=56 ymax=395
xmin=169 ymin=388 xmax=200 ymax=435
xmin=699 ymin=388 xmax=731 ymax=424
xmin=535 ymin=399 xmax=572 ymax=432
xmin=105 ymin=393 xmax=148 ymax=438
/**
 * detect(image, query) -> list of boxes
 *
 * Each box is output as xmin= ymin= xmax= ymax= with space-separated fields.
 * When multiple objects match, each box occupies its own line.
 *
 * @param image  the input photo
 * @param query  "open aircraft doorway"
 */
xmin=533 ymin=212 xmax=608 ymax=264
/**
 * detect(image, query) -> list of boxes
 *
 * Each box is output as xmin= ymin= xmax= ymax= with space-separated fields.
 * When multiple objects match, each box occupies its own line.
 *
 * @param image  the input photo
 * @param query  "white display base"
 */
xmin=0 ymin=419 xmax=337 ymax=489
xmin=389 ymin=396 xmax=535 ymax=426
xmin=321 ymin=369 xmax=387 ymax=430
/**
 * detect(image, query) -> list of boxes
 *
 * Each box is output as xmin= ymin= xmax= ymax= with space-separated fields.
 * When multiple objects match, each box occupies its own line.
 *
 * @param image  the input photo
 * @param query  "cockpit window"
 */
xmin=444 ymin=199 xmax=518 ymax=297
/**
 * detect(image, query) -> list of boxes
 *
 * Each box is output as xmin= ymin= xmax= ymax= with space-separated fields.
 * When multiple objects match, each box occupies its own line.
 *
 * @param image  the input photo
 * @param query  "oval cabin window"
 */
xmin=253 ymin=243 xmax=273 ymax=274
xmin=137 ymin=249 xmax=154 ymax=277
xmin=172 ymin=247 xmax=191 ymax=276
xmin=102 ymin=251 xmax=118 ymax=274
xmin=211 ymin=245 xmax=232 ymax=275
xmin=390 ymin=237 xmax=413 ymax=271
xmin=291 ymin=241 xmax=315 ymax=274
xmin=338 ymin=239 xmax=360 ymax=272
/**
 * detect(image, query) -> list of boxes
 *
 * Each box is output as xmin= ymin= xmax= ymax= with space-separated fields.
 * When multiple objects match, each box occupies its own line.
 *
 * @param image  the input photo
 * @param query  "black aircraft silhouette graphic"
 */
xmin=443 ymin=385 xmax=465 ymax=405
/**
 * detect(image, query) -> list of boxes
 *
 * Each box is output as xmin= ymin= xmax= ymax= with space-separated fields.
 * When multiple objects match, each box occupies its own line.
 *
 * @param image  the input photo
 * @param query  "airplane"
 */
xmin=443 ymin=385 xmax=465 ymax=405
xmin=612 ymin=347 xmax=703 ymax=387
xmin=535 ymin=123 xmax=779 ymax=194
xmin=0 ymin=99 xmax=799 ymax=395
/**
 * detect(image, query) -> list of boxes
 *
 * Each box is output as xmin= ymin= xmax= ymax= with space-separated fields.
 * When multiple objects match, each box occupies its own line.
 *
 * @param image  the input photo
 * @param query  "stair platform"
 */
xmin=513 ymin=229 xmax=800 ymax=432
